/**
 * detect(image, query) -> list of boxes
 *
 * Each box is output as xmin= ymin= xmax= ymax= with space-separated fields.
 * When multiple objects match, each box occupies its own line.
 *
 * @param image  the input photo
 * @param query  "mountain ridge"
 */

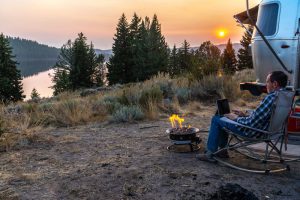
xmin=7 ymin=36 xmax=242 ymax=77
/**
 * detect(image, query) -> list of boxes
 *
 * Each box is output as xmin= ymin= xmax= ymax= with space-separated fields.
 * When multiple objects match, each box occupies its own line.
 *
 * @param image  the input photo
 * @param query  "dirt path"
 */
xmin=0 ymin=105 xmax=300 ymax=199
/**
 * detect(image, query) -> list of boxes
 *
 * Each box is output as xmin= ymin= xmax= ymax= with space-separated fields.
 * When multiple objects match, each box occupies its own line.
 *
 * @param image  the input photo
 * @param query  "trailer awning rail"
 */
xmin=234 ymin=5 xmax=259 ymax=25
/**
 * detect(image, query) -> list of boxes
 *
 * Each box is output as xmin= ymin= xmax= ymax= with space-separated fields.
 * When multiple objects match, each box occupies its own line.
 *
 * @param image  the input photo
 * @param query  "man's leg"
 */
xmin=197 ymin=116 xmax=244 ymax=162
xmin=206 ymin=115 xmax=227 ymax=153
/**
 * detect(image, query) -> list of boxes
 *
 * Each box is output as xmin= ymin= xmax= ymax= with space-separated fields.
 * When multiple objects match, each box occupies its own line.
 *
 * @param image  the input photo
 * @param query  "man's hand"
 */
xmin=224 ymin=113 xmax=239 ymax=120
xmin=232 ymin=109 xmax=247 ymax=117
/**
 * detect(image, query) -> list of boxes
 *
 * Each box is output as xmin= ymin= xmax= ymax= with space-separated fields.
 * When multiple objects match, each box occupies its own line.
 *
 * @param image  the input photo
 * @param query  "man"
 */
xmin=197 ymin=71 xmax=288 ymax=162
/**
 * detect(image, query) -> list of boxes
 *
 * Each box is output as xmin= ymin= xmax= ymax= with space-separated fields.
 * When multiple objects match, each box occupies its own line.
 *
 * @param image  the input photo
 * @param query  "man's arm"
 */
xmin=224 ymin=113 xmax=239 ymax=120
xmin=236 ymin=93 xmax=276 ymax=127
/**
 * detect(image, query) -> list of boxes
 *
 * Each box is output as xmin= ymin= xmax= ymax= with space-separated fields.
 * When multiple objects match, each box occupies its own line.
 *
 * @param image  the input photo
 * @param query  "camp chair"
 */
xmin=213 ymin=90 xmax=300 ymax=174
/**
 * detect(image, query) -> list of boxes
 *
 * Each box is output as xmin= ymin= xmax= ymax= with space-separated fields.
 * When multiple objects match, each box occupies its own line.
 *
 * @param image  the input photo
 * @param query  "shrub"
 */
xmin=144 ymin=73 xmax=174 ymax=99
xmin=91 ymin=99 xmax=109 ymax=118
xmin=21 ymin=103 xmax=38 ymax=113
xmin=234 ymin=69 xmax=255 ymax=83
xmin=139 ymin=86 xmax=163 ymax=109
xmin=51 ymin=99 xmax=92 ymax=126
xmin=112 ymin=106 xmax=144 ymax=122
xmin=102 ymin=96 xmax=122 ymax=114
xmin=190 ymin=75 xmax=223 ymax=100
xmin=38 ymin=102 xmax=54 ymax=112
xmin=120 ymin=86 xmax=141 ymax=105
xmin=175 ymin=88 xmax=191 ymax=104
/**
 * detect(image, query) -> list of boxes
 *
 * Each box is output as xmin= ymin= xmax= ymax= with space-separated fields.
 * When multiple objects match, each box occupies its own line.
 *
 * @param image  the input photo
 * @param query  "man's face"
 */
xmin=266 ymin=74 xmax=278 ymax=93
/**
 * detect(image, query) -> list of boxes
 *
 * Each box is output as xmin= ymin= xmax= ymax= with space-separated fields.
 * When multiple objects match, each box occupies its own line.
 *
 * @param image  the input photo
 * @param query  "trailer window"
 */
xmin=255 ymin=3 xmax=279 ymax=36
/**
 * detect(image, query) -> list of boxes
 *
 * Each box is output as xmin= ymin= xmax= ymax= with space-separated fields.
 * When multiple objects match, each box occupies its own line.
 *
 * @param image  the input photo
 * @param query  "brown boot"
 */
xmin=196 ymin=152 xmax=217 ymax=163
xmin=215 ymin=149 xmax=229 ymax=158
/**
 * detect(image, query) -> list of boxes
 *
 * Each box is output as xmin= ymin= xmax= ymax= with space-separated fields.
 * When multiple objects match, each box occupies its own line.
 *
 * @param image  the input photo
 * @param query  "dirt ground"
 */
xmin=0 ymin=103 xmax=300 ymax=200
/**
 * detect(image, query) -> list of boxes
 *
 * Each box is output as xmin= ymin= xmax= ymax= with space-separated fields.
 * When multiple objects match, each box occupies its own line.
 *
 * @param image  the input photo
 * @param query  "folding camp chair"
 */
xmin=213 ymin=90 xmax=300 ymax=174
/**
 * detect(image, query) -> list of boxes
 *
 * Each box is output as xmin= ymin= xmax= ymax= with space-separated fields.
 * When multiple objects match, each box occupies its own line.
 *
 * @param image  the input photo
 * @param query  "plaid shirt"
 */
xmin=236 ymin=91 xmax=277 ymax=136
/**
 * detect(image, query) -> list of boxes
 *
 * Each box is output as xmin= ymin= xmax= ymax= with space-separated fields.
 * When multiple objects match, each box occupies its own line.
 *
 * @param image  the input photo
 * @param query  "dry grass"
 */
xmin=0 ymin=69 xmax=257 ymax=148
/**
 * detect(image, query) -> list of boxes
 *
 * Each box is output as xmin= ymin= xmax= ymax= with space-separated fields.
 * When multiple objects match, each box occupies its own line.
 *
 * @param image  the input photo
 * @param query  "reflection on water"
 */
xmin=22 ymin=69 xmax=54 ymax=100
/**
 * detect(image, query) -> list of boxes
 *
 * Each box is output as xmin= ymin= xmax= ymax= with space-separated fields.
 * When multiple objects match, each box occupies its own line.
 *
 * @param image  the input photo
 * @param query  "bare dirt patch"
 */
xmin=0 ymin=104 xmax=299 ymax=199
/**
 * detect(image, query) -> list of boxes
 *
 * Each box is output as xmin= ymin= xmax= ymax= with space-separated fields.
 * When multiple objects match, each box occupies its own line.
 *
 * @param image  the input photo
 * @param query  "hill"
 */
xmin=190 ymin=43 xmax=242 ymax=53
xmin=8 ymin=37 xmax=111 ymax=77
xmin=8 ymin=37 xmax=60 ymax=77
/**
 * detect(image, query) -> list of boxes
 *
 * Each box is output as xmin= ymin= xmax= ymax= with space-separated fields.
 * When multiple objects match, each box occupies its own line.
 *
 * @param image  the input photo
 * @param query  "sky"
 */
xmin=0 ymin=0 xmax=261 ymax=49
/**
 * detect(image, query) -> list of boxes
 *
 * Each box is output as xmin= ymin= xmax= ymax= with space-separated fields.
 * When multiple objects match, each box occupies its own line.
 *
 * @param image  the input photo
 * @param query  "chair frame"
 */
xmin=213 ymin=90 xmax=300 ymax=174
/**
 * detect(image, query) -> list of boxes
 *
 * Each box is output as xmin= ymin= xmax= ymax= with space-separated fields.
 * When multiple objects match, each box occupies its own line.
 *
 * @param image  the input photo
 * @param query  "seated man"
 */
xmin=197 ymin=71 xmax=288 ymax=162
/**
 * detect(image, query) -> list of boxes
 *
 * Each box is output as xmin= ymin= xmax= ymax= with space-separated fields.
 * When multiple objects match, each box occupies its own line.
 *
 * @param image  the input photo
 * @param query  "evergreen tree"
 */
xmin=128 ymin=13 xmax=142 ymax=82
xmin=168 ymin=45 xmax=179 ymax=77
xmin=52 ymin=33 xmax=102 ymax=95
xmin=178 ymin=40 xmax=192 ymax=74
xmin=30 ymin=88 xmax=40 ymax=99
xmin=146 ymin=14 xmax=169 ymax=77
xmin=107 ymin=13 xmax=131 ymax=85
xmin=222 ymin=39 xmax=237 ymax=75
xmin=108 ymin=13 xmax=169 ymax=84
xmin=51 ymin=40 xmax=72 ymax=95
xmin=69 ymin=32 xmax=91 ymax=89
xmin=87 ymin=42 xmax=98 ymax=85
xmin=191 ymin=41 xmax=221 ymax=79
xmin=237 ymin=26 xmax=253 ymax=70
xmin=0 ymin=33 xmax=24 ymax=103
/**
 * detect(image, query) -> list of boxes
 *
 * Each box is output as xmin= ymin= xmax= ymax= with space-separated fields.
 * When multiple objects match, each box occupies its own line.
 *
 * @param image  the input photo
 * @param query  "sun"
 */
xmin=218 ymin=31 xmax=225 ymax=37
xmin=215 ymin=29 xmax=227 ymax=38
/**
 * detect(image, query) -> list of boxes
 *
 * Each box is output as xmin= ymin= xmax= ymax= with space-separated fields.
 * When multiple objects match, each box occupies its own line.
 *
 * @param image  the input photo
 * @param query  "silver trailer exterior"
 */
xmin=236 ymin=0 xmax=300 ymax=89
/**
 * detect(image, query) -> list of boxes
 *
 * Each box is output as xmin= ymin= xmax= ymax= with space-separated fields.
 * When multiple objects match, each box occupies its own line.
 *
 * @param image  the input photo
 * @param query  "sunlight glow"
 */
xmin=219 ymin=31 xmax=225 ymax=37
xmin=217 ymin=30 xmax=226 ymax=38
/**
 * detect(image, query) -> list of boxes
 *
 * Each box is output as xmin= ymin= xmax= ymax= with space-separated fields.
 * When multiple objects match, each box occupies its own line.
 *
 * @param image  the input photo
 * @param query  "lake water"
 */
xmin=22 ymin=69 xmax=54 ymax=100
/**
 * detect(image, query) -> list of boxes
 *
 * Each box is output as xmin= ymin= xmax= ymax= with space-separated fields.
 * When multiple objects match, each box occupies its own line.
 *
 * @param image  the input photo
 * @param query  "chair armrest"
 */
xmin=220 ymin=117 xmax=271 ymax=135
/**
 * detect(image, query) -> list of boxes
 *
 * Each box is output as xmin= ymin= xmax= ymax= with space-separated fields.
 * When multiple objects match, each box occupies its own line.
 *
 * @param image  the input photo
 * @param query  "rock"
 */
xmin=209 ymin=183 xmax=259 ymax=200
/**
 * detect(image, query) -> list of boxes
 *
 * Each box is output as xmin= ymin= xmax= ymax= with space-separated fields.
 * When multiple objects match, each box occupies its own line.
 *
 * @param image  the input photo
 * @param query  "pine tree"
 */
xmin=69 ymin=32 xmax=91 ymax=89
xmin=30 ymin=88 xmax=40 ymax=99
xmin=51 ymin=40 xmax=72 ymax=95
xmin=146 ymin=14 xmax=169 ymax=77
xmin=135 ymin=19 xmax=149 ymax=81
xmin=237 ymin=26 xmax=253 ymax=70
xmin=128 ymin=13 xmax=142 ymax=82
xmin=107 ymin=13 xmax=131 ymax=85
xmin=0 ymin=33 xmax=24 ymax=103
xmin=222 ymin=39 xmax=237 ymax=75
xmin=178 ymin=40 xmax=192 ymax=74
xmin=52 ymin=33 xmax=102 ymax=95
xmin=168 ymin=45 xmax=179 ymax=77
xmin=87 ymin=42 xmax=98 ymax=85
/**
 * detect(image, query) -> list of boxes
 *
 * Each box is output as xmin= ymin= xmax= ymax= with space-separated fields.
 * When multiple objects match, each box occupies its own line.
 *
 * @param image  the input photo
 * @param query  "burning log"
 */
xmin=168 ymin=127 xmax=195 ymax=135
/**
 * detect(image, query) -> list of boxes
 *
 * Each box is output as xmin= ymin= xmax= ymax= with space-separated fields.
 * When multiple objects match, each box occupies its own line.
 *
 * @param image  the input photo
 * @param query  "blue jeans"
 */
xmin=207 ymin=116 xmax=247 ymax=153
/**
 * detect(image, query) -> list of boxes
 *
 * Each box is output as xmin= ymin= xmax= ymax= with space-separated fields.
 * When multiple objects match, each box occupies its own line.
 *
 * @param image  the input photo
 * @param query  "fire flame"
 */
xmin=169 ymin=114 xmax=185 ymax=128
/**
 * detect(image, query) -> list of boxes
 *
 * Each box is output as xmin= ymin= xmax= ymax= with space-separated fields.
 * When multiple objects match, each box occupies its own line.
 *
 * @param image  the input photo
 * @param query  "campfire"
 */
xmin=166 ymin=114 xmax=201 ymax=152
xmin=168 ymin=114 xmax=193 ymax=134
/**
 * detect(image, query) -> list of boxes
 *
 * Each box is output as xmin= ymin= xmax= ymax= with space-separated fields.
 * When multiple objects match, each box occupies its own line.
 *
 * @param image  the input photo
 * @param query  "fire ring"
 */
xmin=166 ymin=127 xmax=202 ymax=153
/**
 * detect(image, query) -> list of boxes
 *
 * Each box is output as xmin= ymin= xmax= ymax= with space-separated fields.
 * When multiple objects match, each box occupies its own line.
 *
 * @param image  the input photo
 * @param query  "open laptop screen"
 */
xmin=217 ymin=99 xmax=230 ymax=115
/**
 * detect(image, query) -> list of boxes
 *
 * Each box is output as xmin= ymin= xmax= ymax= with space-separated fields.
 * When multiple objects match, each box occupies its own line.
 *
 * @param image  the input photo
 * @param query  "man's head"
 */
xmin=266 ymin=71 xmax=288 ymax=93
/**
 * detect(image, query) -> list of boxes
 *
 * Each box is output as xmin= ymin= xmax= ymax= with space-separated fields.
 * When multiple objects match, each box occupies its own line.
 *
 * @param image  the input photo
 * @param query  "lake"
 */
xmin=22 ymin=69 xmax=54 ymax=100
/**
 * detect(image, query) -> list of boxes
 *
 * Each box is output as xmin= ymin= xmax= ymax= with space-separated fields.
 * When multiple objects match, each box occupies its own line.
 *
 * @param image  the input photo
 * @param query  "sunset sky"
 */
xmin=0 ymin=0 xmax=260 ymax=49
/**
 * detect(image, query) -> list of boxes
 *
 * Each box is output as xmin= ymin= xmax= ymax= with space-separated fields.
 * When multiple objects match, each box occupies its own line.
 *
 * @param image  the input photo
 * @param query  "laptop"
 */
xmin=217 ymin=99 xmax=230 ymax=116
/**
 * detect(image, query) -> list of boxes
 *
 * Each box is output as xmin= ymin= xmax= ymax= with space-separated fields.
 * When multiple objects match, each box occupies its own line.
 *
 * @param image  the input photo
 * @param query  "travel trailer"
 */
xmin=234 ymin=0 xmax=300 ymax=133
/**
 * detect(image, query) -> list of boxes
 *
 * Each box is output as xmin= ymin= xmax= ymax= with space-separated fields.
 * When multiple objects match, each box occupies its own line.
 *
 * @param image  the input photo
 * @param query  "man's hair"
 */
xmin=270 ymin=71 xmax=288 ymax=87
